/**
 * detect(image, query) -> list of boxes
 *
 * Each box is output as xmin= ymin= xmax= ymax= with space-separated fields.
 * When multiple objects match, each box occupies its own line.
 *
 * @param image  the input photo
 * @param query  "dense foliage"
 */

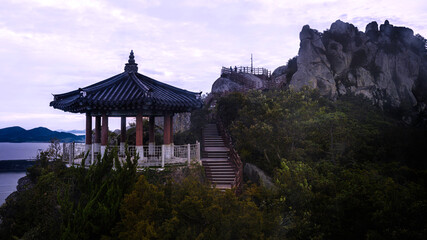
xmin=113 ymin=174 xmax=276 ymax=239
xmin=0 ymin=146 xmax=277 ymax=239
xmin=216 ymin=88 xmax=427 ymax=239
xmin=0 ymin=147 xmax=138 ymax=240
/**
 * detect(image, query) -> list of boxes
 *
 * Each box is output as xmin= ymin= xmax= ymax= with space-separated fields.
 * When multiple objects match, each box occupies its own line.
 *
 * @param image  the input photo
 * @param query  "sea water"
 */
xmin=0 ymin=142 xmax=51 ymax=205
xmin=0 ymin=172 xmax=26 ymax=205
xmin=0 ymin=142 xmax=51 ymax=160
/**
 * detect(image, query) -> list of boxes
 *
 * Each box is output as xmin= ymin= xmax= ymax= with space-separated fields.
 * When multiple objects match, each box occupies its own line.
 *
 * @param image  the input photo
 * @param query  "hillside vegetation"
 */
xmin=0 ymin=89 xmax=426 ymax=239
xmin=216 ymin=88 xmax=427 ymax=239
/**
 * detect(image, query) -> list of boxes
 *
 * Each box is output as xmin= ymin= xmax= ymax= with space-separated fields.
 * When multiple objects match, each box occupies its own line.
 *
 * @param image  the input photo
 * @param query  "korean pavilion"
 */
xmin=50 ymin=51 xmax=203 ymax=162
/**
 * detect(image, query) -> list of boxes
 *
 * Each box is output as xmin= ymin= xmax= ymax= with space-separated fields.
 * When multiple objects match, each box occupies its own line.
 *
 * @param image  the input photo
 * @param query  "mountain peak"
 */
xmin=0 ymin=126 xmax=84 ymax=143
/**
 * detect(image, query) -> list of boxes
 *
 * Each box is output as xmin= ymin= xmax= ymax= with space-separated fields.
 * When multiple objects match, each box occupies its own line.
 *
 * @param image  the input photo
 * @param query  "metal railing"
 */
xmin=221 ymin=66 xmax=271 ymax=77
xmin=62 ymin=142 xmax=201 ymax=168
xmin=174 ymin=144 xmax=200 ymax=161
xmin=216 ymin=119 xmax=243 ymax=194
xmin=62 ymin=142 xmax=87 ymax=165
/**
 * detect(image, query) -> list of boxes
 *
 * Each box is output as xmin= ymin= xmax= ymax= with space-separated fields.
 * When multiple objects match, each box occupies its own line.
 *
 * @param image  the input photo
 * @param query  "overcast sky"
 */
xmin=0 ymin=0 xmax=426 ymax=131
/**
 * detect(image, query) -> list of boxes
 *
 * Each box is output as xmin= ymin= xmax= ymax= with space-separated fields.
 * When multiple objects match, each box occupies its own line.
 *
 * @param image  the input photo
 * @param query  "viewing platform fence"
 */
xmin=62 ymin=142 xmax=201 ymax=168
xmin=221 ymin=66 xmax=271 ymax=77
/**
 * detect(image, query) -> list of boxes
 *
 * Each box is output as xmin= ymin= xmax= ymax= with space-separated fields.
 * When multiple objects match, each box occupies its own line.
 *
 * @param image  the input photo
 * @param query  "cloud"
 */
xmin=0 ymin=0 xmax=426 ymax=130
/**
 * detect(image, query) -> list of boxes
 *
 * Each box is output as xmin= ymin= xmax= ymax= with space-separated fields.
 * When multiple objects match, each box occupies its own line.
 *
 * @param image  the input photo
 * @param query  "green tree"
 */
xmin=114 ymin=172 xmax=275 ymax=239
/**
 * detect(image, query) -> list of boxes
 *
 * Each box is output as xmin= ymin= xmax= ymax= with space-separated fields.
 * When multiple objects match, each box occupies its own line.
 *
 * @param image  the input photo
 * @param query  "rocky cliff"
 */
xmin=273 ymin=20 xmax=427 ymax=124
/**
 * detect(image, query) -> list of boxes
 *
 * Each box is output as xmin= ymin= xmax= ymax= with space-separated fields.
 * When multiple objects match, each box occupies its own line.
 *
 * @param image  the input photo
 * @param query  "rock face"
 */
xmin=290 ymin=25 xmax=337 ymax=98
xmin=275 ymin=20 xmax=427 ymax=123
xmin=5 ymin=176 xmax=34 ymax=204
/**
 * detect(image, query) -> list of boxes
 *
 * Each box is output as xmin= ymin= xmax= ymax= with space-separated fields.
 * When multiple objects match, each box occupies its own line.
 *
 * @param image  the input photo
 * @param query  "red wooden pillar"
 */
xmin=136 ymin=114 xmax=143 ymax=146
xmin=148 ymin=116 xmax=155 ymax=155
xmin=85 ymin=113 xmax=93 ymax=164
xmin=149 ymin=116 xmax=155 ymax=143
xmin=163 ymin=114 xmax=171 ymax=145
xmin=136 ymin=114 xmax=144 ymax=159
xmin=170 ymin=115 xmax=173 ymax=144
xmin=101 ymin=114 xmax=108 ymax=146
xmin=85 ymin=113 xmax=92 ymax=145
xmin=163 ymin=114 xmax=173 ymax=160
xmin=95 ymin=116 xmax=101 ymax=145
xmin=120 ymin=116 xmax=127 ymax=155
xmin=120 ymin=116 xmax=127 ymax=143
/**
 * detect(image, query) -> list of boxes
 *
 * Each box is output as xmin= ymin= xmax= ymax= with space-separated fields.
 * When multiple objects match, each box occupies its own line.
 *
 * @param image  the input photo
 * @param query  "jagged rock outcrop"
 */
xmin=290 ymin=25 xmax=337 ymax=98
xmin=275 ymin=20 xmax=427 ymax=123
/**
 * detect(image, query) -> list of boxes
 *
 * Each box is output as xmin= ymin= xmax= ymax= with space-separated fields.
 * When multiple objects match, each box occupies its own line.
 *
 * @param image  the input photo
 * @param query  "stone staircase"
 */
xmin=202 ymin=123 xmax=236 ymax=190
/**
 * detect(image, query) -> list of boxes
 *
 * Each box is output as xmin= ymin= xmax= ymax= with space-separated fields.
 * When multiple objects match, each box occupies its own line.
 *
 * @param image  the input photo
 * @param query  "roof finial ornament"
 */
xmin=128 ymin=50 xmax=135 ymax=64
xmin=124 ymin=50 xmax=138 ymax=73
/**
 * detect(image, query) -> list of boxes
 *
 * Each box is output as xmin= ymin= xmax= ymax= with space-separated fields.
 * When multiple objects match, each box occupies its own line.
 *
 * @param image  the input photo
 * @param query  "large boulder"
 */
xmin=211 ymin=77 xmax=243 ymax=93
xmin=243 ymin=163 xmax=275 ymax=190
xmin=211 ymin=73 xmax=265 ymax=94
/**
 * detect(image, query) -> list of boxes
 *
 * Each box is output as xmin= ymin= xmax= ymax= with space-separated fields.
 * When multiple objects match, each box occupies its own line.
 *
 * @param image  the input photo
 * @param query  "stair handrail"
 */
xmin=216 ymin=118 xmax=243 ymax=193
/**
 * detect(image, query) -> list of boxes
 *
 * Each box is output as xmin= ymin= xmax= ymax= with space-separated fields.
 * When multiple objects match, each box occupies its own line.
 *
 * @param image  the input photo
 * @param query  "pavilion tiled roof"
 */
xmin=50 ymin=51 xmax=203 ymax=115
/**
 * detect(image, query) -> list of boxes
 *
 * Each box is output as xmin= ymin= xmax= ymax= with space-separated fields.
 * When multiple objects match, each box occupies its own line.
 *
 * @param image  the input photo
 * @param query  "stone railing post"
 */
xmin=187 ymin=143 xmax=191 ymax=165
xmin=62 ymin=143 xmax=66 ymax=163
xmin=70 ymin=144 xmax=74 ymax=166
xmin=161 ymin=145 xmax=165 ymax=168
xmin=196 ymin=141 xmax=200 ymax=161
xmin=91 ymin=144 xmax=94 ymax=165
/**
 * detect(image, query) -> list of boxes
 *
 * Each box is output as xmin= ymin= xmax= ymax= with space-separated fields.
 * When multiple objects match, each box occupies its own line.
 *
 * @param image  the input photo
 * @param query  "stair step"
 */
xmin=214 ymin=184 xmax=232 ymax=190
xmin=204 ymin=165 xmax=234 ymax=168
xmin=204 ymin=143 xmax=224 ymax=145
xmin=202 ymin=159 xmax=229 ymax=163
xmin=205 ymin=166 xmax=234 ymax=169
xmin=206 ymin=175 xmax=235 ymax=178
xmin=204 ymin=155 xmax=228 ymax=157
xmin=204 ymin=154 xmax=228 ymax=157
xmin=211 ymin=177 xmax=234 ymax=180
xmin=205 ymin=167 xmax=234 ymax=171
xmin=211 ymin=180 xmax=234 ymax=184
xmin=203 ymin=162 xmax=233 ymax=166
xmin=203 ymin=155 xmax=228 ymax=159
xmin=204 ymin=144 xmax=225 ymax=147
xmin=206 ymin=171 xmax=235 ymax=175
xmin=203 ymin=152 xmax=228 ymax=156
xmin=207 ymin=169 xmax=234 ymax=172
xmin=204 ymin=168 xmax=234 ymax=171
xmin=203 ymin=163 xmax=232 ymax=167
xmin=203 ymin=163 xmax=231 ymax=166
xmin=203 ymin=163 xmax=233 ymax=167
xmin=202 ymin=124 xmax=236 ymax=190
xmin=205 ymin=169 xmax=234 ymax=172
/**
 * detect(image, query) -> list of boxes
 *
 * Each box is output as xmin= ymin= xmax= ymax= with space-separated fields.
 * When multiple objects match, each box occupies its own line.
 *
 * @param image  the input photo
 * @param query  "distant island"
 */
xmin=0 ymin=126 xmax=85 ymax=143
